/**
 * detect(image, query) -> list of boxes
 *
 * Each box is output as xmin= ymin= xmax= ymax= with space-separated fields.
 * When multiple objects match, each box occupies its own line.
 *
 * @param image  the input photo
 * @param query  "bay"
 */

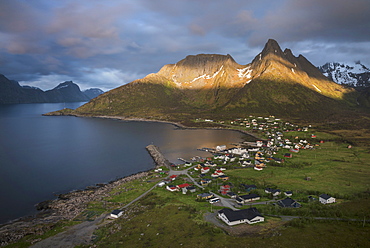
xmin=0 ymin=103 xmax=252 ymax=224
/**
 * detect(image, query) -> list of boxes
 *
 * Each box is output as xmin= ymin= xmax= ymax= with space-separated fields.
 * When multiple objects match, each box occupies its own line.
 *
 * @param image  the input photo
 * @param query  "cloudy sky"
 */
xmin=1 ymin=0 xmax=369 ymax=91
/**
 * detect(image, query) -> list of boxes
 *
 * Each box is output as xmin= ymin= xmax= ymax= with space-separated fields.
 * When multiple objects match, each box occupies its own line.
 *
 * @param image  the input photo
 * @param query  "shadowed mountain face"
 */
xmin=74 ymin=39 xmax=359 ymax=123
xmin=0 ymin=76 xmax=103 ymax=104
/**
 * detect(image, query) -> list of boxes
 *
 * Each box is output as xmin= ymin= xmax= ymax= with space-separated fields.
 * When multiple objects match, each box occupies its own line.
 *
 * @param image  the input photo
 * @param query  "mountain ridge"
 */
xmin=0 ymin=75 xmax=104 ymax=104
xmin=58 ymin=39 xmax=362 ymax=124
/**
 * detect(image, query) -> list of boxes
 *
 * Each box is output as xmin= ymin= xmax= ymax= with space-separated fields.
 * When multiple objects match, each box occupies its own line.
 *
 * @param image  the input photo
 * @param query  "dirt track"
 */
xmin=30 ymin=214 xmax=110 ymax=248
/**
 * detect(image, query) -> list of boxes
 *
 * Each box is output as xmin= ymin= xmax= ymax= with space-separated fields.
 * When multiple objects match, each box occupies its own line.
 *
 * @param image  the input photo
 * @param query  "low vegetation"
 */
xmin=4 ymin=116 xmax=370 ymax=248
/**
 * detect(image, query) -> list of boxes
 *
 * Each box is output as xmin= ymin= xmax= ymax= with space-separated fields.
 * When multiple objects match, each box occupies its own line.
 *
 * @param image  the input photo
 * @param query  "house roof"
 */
xmin=319 ymin=194 xmax=333 ymax=200
xmin=242 ymin=184 xmax=257 ymax=189
xmin=198 ymin=192 xmax=212 ymax=198
xmin=239 ymin=193 xmax=260 ymax=200
xmin=111 ymin=209 xmax=123 ymax=215
xmin=277 ymin=197 xmax=301 ymax=208
xmin=218 ymin=208 xmax=263 ymax=222
xmin=226 ymin=192 xmax=237 ymax=196
xmin=177 ymin=183 xmax=191 ymax=188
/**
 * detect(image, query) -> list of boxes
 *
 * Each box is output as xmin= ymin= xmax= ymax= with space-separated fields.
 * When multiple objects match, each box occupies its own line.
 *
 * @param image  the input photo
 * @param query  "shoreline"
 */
xmin=0 ymin=168 xmax=155 ymax=246
xmin=52 ymin=113 xmax=262 ymax=140
xmin=1 ymin=113 xmax=261 ymax=245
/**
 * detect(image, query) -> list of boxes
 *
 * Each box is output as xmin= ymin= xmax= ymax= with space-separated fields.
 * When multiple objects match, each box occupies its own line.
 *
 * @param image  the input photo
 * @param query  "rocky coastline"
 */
xmin=0 ymin=170 xmax=151 ymax=246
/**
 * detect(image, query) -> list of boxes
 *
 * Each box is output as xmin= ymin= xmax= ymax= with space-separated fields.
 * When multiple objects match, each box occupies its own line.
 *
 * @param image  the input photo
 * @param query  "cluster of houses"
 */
xmin=221 ymin=115 xmax=319 ymax=159
xmin=109 ymin=115 xmax=337 ymax=225
xmin=224 ymin=116 xmax=309 ymax=133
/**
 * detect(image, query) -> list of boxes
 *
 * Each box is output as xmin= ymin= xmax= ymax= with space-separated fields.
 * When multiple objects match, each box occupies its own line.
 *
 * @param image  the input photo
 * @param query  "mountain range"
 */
xmin=0 ymin=74 xmax=104 ymax=104
xmin=66 ymin=39 xmax=361 ymax=124
xmin=318 ymin=62 xmax=370 ymax=88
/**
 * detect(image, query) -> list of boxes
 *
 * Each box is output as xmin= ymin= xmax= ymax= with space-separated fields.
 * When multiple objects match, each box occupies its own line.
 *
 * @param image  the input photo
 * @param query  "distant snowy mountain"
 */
xmin=83 ymin=88 xmax=104 ymax=99
xmin=318 ymin=62 xmax=370 ymax=88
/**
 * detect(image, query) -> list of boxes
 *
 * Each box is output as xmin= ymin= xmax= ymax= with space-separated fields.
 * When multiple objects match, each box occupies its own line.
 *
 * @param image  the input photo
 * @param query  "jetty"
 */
xmin=146 ymin=144 xmax=171 ymax=169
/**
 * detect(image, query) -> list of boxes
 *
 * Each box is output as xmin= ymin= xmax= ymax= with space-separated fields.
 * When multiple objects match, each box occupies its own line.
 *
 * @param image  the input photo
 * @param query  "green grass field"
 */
xmin=226 ymin=141 xmax=370 ymax=197
xmin=6 ymin=128 xmax=370 ymax=248
xmin=89 ymin=192 xmax=370 ymax=248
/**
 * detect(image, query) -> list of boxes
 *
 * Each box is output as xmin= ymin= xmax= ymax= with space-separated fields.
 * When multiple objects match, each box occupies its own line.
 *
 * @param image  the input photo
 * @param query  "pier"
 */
xmin=146 ymin=144 xmax=171 ymax=169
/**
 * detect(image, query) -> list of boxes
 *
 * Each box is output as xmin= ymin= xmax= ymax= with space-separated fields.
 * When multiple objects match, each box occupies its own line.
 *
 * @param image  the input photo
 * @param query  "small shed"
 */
xmin=110 ymin=209 xmax=123 ymax=218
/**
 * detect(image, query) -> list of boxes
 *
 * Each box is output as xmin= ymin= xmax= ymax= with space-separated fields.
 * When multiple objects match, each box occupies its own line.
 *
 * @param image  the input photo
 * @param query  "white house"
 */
xmin=216 ymin=145 xmax=227 ymax=151
xmin=218 ymin=208 xmax=264 ymax=226
xmin=319 ymin=194 xmax=336 ymax=204
xmin=110 ymin=209 xmax=123 ymax=218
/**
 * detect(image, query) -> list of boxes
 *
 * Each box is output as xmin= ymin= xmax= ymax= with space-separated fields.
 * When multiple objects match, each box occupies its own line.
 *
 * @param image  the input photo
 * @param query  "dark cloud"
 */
xmin=247 ymin=0 xmax=370 ymax=45
xmin=0 ymin=0 xmax=369 ymax=91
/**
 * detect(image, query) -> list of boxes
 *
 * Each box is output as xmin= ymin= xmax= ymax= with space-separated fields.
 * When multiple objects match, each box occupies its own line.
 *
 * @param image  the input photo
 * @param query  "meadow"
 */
xmin=5 ymin=125 xmax=370 ymax=248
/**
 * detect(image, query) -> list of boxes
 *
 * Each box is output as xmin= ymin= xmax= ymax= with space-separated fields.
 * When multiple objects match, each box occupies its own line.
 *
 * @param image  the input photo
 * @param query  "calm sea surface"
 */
xmin=0 ymin=103 xmax=253 ymax=224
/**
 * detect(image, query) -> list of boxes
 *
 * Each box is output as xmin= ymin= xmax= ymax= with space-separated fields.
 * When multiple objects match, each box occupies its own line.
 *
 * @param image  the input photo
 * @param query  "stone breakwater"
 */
xmin=145 ymin=144 xmax=171 ymax=168
xmin=0 ymin=171 xmax=150 ymax=246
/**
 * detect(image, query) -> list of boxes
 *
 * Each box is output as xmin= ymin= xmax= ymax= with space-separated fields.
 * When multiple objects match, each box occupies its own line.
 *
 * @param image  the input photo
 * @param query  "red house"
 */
xmin=220 ymin=185 xmax=231 ymax=195
xmin=177 ymin=183 xmax=191 ymax=189
xmin=169 ymin=175 xmax=178 ymax=180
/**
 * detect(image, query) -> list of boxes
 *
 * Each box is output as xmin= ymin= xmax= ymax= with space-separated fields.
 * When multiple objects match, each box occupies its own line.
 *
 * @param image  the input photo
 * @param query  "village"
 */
xmin=110 ymin=115 xmax=338 ymax=227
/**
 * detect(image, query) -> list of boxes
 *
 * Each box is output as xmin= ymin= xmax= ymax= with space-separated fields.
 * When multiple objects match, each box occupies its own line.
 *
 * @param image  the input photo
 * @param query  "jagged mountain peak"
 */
xmin=318 ymin=61 xmax=370 ymax=87
xmin=53 ymin=81 xmax=78 ymax=90
xmin=261 ymin=38 xmax=284 ymax=56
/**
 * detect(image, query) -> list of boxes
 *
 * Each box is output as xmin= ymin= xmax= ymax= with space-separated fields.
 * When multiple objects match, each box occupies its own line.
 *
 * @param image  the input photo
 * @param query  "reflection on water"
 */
xmin=0 ymin=103 xmax=254 ymax=223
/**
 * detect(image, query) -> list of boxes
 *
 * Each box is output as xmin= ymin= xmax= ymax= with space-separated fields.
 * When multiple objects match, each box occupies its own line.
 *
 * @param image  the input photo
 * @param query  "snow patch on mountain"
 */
xmin=312 ymin=84 xmax=321 ymax=92
xmin=237 ymin=66 xmax=252 ymax=79
xmin=318 ymin=62 xmax=370 ymax=87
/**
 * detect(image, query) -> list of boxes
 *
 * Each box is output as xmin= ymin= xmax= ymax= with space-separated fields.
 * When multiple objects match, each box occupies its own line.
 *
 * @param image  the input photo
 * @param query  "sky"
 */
xmin=1 ymin=0 xmax=369 ymax=92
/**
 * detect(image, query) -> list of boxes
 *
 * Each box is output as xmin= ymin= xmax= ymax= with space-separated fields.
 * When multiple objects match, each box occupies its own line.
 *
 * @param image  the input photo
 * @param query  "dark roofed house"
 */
xmin=186 ymin=186 xmax=197 ymax=193
xmin=242 ymin=184 xmax=257 ymax=192
xmin=218 ymin=207 xmax=264 ymax=226
xmin=284 ymin=191 xmax=293 ymax=197
xmin=277 ymin=197 xmax=301 ymax=208
xmin=271 ymin=189 xmax=281 ymax=196
xmin=236 ymin=193 xmax=260 ymax=204
xmin=110 ymin=209 xmax=123 ymax=218
xmin=319 ymin=194 xmax=336 ymax=204
xmin=265 ymin=188 xmax=281 ymax=196
xmin=226 ymin=192 xmax=237 ymax=198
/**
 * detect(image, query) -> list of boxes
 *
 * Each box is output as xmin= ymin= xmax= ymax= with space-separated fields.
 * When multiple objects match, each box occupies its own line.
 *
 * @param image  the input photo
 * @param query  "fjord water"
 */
xmin=0 ymin=103 xmax=250 ymax=224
